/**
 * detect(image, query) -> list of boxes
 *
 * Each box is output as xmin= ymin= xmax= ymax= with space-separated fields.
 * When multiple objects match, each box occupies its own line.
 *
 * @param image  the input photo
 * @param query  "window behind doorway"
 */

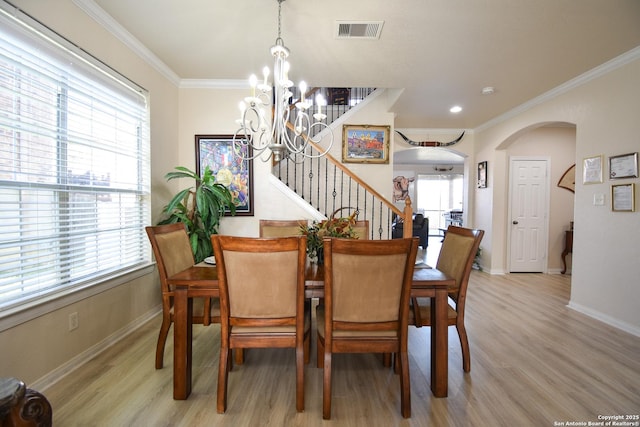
xmin=415 ymin=174 xmax=463 ymax=234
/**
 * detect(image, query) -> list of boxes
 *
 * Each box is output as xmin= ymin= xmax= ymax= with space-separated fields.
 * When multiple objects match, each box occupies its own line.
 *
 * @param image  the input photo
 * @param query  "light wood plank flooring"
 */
xmin=44 ymin=271 xmax=640 ymax=426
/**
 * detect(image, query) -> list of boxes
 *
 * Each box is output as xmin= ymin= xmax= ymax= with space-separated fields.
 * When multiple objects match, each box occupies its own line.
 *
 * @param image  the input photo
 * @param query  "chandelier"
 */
xmin=233 ymin=0 xmax=334 ymax=162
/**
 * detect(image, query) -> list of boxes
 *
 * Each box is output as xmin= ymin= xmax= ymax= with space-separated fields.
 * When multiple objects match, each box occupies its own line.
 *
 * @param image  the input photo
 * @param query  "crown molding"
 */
xmin=179 ymin=79 xmax=247 ymax=90
xmin=72 ymin=0 xmax=181 ymax=86
xmin=476 ymin=46 xmax=640 ymax=132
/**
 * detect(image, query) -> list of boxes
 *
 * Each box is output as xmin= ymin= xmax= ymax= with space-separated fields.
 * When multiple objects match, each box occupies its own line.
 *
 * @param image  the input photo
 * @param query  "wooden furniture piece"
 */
xmin=561 ymin=230 xmax=573 ymax=274
xmin=145 ymin=223 xmax=220 ymax=369
xmin=211 ymin=235 xmax=310 ymax=413
xmin=166 ymin=259 xmax=454 ymax=400
xmin=352 ymin=220 xmax=370 ymax=240
xmin=0 ymin=377 xmax=51 ymax=427
xmin=317 ymin=237 xmax=418 ymax=419
xmin=258 ymin=219 xmax=307 ymax=237
xmin=410 ymin=225 xmax=484 ymax=373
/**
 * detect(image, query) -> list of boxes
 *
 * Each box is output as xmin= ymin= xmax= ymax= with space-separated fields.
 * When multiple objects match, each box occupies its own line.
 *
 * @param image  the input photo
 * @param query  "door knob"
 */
xmin=512 ymin=220 xmax=518 ymax=225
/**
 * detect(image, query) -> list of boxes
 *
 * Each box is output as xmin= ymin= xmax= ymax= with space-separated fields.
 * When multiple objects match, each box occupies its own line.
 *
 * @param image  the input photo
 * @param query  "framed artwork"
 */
xmin=342 ymin=124 xmax=390 ymax=164
xmin=195 ymin=134 xmax=253 ymax=216
xmin=557 ymin=164 xmax=576 ymax=193
xmin=609 ymin=152 xmax=638 ymax=180
xmin=611 ymin=183 xmax=635 ymax=212
xmin=582 ymin=155 xmax=603 ymax=184
xmin=477 ymin=161 xmax=488 ymax=188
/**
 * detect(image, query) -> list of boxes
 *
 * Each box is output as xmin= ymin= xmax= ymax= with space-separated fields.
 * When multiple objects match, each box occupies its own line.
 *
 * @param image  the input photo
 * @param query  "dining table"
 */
xmin=167 ymin=262 xmax=454 ymax=400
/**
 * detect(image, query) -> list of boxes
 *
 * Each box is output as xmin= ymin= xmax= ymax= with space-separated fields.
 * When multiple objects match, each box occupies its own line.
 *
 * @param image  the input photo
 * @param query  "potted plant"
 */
xmin=300 ymin=212 xmax=358 ymax=263
xmin=158 ymin=166 xmax=236 ymax=263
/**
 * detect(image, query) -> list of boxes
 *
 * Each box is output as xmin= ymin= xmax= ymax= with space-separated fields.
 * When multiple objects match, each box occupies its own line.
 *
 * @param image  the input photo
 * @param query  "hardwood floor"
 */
xmin=44 ymin=271 xmax=640 ymax=426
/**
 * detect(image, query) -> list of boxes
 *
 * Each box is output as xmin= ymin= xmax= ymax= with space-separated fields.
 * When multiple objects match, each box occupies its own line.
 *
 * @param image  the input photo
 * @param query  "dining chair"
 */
xmin=259 ymin=219 xmax=307 ymax=237
xmin=410 ymin=225 xmax=484 ymax=372
xmin=145 ymin=223 xmax=220 ymax=369
xmin=352 ymin=220 xmax=370 ymax=240
xmin=230 ymin=219 xmax=308 ymax=366
xmin=211 ymin=234 xmax=310 ymax=414
xmin=317 ymin=236 xmax=418 ymax=419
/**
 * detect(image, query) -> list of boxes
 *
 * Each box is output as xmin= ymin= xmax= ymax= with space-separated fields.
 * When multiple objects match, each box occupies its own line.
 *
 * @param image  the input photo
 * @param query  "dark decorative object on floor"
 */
xmin=0 ymin=377 xmax=52 ymax=426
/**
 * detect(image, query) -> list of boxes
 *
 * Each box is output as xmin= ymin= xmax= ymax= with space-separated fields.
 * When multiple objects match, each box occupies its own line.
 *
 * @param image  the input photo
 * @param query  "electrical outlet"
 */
xmin=68 ymin=312 xmax=79 ymax=331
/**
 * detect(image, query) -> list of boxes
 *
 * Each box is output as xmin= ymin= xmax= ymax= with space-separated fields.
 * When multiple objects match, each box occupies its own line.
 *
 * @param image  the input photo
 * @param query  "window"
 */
xmin=0 ymin=4 xmax=151 ymax=314
xmin=416 ymin=174 xmax=463 ymax=231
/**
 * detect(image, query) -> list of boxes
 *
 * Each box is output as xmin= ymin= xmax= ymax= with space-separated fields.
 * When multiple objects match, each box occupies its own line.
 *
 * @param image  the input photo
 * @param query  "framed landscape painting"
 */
xmin=195 ymin=134 xmax=253 ymax=216
xmin=342 ymin=124 xmax=390 ymax=164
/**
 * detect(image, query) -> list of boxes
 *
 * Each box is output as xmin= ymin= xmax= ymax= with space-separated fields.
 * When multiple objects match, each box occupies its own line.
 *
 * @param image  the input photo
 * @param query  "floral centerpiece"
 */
xmin=300 ymin=212 xmax=359 ymax=263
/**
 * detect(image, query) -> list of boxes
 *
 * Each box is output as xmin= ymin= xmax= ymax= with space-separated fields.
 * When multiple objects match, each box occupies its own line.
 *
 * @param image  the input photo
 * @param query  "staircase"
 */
xmin=272 ymin=87 xmax=414 ymax=239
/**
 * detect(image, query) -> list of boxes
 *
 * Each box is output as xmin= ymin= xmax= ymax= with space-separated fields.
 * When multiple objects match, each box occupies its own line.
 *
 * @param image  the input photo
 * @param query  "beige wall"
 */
xmin=473 ymin=53 xmax=640 ymax=334
xmin=0 ymin=0 xmax=178 ymax=385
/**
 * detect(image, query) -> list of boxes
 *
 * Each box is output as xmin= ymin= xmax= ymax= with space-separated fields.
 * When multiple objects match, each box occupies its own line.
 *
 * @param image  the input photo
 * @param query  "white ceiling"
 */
xmin=88 ymin=0 xmax=640 ymax=131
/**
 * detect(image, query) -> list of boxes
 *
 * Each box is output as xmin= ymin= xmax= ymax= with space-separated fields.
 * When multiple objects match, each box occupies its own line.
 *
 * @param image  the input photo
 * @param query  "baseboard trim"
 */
xmin=32 ymin=306 xmax=161 ymax=393
xmin=567 ymin=301 xmax=640 ymax=338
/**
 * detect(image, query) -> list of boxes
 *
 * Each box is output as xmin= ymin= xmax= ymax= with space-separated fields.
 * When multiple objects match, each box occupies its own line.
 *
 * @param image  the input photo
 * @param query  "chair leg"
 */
xmin=456 ymin=321 xmax=471 ymax=372
xmin=203 ymin=298 xmax=211 ymax=326
xmin=322 ymin=352 xmax=332 ymax=420
xmin=382 ymin=353 xmax=392 ymax=368
xmin=235 ymin=348 xmax=244 ymax=365
xmin=399 ymin=350 xmax=411 ymax=418
xmin=296 ymin=345 xmax=305 ymax=412
xmin=316 ymin=336 xmax=324 ymax=368
xmin=304 ymin=331 xmax=311 ymax=364
xmin=155 ymin=317 xmax=171 ymax=369
xmin=216 ymin=347 xmax=231 ymax=414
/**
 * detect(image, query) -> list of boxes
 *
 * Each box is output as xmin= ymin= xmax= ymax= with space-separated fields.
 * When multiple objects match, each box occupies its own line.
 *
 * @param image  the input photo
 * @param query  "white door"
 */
xmin=509 ymin=159 xmax=549 ymax=272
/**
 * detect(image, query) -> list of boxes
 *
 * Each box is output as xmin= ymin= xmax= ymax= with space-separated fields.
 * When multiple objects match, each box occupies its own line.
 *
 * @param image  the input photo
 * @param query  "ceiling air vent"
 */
xmin=335 ymin=21 xmax=384 ymax=39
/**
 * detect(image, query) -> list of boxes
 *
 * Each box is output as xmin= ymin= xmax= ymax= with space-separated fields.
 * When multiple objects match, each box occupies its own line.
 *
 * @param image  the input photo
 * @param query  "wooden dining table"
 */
xmin=167 ymin=262 xmax=454 ymax=400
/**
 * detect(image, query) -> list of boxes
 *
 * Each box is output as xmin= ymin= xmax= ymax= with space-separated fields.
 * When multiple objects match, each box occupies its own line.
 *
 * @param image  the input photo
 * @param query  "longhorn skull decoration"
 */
xmin=395 ymin=130 xmax=465 ymax=147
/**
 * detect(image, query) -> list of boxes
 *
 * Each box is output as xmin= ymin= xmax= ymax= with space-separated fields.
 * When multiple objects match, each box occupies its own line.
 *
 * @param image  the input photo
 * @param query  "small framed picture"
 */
xmin=195 ymin=134 xmax=253 ymax=216
xmin=477 ymin=161 xmax=487 ymax=188
xmin=583 ymin=155 xmax=603 ymax=184
xmin=609 ymin=152 xmax=638 ymax=180
xmin=342 ymin=124 xmax=390 ymax=164
xmin=611 ymin=183 xmax=635 ymax=212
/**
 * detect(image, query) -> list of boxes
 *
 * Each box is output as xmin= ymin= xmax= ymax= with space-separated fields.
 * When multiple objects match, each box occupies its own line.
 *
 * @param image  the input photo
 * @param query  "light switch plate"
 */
xmin=593 ymin=193 xmax=605 ymax=206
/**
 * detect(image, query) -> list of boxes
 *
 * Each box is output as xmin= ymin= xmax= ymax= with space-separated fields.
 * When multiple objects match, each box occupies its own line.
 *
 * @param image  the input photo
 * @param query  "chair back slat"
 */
xmin=259 ymin=219 xmax=307 ymax=237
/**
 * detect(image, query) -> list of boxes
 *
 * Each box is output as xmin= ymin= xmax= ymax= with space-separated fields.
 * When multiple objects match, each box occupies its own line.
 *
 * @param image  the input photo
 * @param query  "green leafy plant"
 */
xmin=158 ymin=166 xmax=236 ymax=263
xmin=300 ymin=213 xmax=358 ymax=263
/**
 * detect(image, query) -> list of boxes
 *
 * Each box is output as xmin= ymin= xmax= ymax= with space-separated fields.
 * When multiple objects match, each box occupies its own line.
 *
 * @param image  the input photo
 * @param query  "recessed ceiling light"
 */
xmin=450 ymin=105 xmax=462 ymax=113
xmin=481 ymin=86 xmax=495 ymax=95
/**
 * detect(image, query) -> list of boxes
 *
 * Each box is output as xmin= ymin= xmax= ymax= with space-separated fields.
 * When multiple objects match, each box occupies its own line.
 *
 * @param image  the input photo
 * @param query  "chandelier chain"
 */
xmin=232 ymin=0 xmax=334 ymax=163
xmin=277 ymin=0 xmax=283 ymax=40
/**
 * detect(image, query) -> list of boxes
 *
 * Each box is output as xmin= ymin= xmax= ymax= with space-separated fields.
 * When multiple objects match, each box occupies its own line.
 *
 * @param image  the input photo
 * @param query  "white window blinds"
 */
xmin=0 ymin=4 xmax=151 ymax=312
